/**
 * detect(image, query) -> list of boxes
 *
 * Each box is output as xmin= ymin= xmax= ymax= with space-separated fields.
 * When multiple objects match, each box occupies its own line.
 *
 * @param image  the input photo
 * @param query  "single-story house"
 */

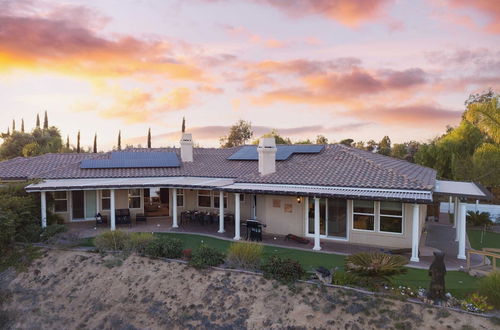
xmin=0 ymin=133 xmax=491 ymax=262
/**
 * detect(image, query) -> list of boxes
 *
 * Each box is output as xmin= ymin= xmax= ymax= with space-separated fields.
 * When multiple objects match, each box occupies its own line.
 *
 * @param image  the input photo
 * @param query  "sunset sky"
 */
xmin=1 ymin=0 xmax=499 ymax=150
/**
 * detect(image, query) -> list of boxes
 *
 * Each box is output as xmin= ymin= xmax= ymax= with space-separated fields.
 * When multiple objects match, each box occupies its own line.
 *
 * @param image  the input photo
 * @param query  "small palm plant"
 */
xmin=345 ymin=252 xmax=408 ymax=288
xmin=466 ymin=211 xmax=492 ymax=227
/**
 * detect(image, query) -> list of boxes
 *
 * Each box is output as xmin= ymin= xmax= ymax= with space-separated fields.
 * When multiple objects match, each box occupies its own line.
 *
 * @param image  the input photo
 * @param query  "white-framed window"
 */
xmin=352 ymin=200 xmax=375 ymax=231
xmin=128 ymin=189 xmax=141 ymax=209
xmin=53 ymin=191 xmax=68 ymax=213
xmin=379 ymin=201 xmax=403 ymax=234
xmin=214 ymin=192 xmax=228 ymax=209
xmin=101 ymin=190 xmax=111 ymax=210
xmin=197 ymin=190 xmax=212 ymax=208
xmin=177 ymin=189 xmax=184 ymax=207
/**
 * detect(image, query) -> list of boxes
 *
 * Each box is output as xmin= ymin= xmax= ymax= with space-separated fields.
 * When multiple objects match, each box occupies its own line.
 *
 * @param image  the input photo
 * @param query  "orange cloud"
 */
xmin=0 ymin=3 xmax=206 ymax=81
xmin=446 ymin=0 xmax=500 ymax=33
xmin=221 ymin=24 xmax=288 ymax=49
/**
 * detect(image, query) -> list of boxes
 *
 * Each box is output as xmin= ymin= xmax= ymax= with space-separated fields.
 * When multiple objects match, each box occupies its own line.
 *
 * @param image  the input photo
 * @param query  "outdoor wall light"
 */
xmin=296 ymin=196 xmax=302 ymax=203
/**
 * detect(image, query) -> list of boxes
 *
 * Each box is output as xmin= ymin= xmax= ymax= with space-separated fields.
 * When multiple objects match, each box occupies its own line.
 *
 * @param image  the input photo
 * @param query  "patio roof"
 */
xmin=221 ymin=183 xmax=433 ymax=203
xmin=433 ymin=180 xmax=492 ymax=200
xmin=25 ymin=177 xmax=235 ymax=192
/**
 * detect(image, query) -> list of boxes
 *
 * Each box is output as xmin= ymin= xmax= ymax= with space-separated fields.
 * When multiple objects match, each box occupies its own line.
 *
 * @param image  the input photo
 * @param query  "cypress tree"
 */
xmin=117 ymin=130 xmax=121 ymax=150
xmin=21 ymin=119 xmax=24 ymax=133
xmin=36 ymin=114 xmax=40 ymax=128
xmin=181 ymin=117 xmax=186 ymax=133
xmin=43 ymin=111 xmax=49 ymax=129
xmin=147 ymin=128 xmax=151 ymax=148
xmin=76 ymin=131 xmax=81 ymax=153
xmin=6 ymin=127 xmax=10 ymax=136
xmin=12 ymin=119 xmax=15 ymax=132
xmin=93 ymin=134 xmax=97 ymax=153
xmin=66 ymin=135 xmax=70 ymax=149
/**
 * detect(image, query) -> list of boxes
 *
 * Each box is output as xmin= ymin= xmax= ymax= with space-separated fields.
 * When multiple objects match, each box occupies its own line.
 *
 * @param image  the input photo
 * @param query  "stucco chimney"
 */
xmin=257 ymin=137 xmax=277 ymax=175
xmin=180 ymin=133 xmax=193 ymax=162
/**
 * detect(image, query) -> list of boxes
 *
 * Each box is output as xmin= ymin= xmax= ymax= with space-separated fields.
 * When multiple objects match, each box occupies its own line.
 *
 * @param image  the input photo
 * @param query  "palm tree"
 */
xmin=465 ymin=97 xmax=499 ymax=144
xmin=35 ymin=114 xmax=40 ymax=128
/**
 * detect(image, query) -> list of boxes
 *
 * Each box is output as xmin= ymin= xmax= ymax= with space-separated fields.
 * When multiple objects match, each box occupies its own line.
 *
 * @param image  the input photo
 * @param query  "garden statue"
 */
xmin=428 ymin=251 xmax=447 ymax=302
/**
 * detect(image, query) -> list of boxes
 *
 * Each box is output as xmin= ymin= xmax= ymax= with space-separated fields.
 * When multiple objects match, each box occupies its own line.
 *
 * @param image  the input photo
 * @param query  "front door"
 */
xmin=308 ymin=198 xmax=326 ymax=236
xmin=72 ymin=191 xmax=85 ymax=219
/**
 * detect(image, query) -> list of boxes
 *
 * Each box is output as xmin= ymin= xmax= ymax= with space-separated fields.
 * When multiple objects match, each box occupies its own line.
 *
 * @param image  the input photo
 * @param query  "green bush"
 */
xmin=261 ymin=256 xmax=305 ymax=284
xmin=189 ymin=244 xmax=225 ymax=269
xmin=466 ymin=211 xmax=492 ymax=227
xmin=40 ymin=224 xmax=67 ymax=242
xmin=125 ymin=232 xmax=156 ymax=254
xmin=0 ymin=212 xmax=15 ymax=250
xmin=94 ymin=230 xmax=130 ymax=251
xmin=478 ymin=271 xmax=500 ymax=309
xmin=345 ymin=252 xmax=408 ymax=288
xmin=332 ymin=271 xmax=360 ymax=286
xmin=144 ymin=236 xmax=183 ymax=259
xmin=226 ymin=242 xmax=263 ymax=270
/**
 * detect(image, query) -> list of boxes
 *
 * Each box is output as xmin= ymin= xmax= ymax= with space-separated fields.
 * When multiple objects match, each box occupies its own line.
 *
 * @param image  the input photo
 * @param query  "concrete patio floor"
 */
xmin=66 ymin=215 xmax=482 ymax=271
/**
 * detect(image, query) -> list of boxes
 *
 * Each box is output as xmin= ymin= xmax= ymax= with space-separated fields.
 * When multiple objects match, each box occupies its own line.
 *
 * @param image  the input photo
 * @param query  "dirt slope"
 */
xmin=0 ymin=250 xmax=495 ymax=329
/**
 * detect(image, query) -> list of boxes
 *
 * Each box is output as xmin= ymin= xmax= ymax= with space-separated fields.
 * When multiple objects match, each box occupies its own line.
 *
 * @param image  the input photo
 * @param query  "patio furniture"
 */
xmin=285 ymin=234 xmax=310 ymax=244
xmin=95 ymin=213 xmax=108 ymax=226
xmin=136 ymin=213 xmax=147 ymax=224
xmin=115 ymin=209 xmax=131 ymax=226
xmin=245 ymin=220 xmax=264 ymax=241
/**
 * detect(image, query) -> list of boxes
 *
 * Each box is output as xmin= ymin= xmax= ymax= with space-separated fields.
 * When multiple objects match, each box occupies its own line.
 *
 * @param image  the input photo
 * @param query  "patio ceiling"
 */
xmin=25 ymin=177 xmax=235 ymax=192
xmin=433 ymin=180 xmax=492 ymax=200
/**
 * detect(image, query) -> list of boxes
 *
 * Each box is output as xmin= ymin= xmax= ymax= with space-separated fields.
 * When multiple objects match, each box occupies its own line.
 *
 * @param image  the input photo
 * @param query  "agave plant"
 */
xmin=345 ymin=252 xmax=408 ymax=287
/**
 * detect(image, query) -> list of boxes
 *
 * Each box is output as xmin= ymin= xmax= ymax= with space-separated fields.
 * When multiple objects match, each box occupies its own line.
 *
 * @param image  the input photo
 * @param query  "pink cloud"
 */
xmin=447 ymin=0 xmax=500 ymax=33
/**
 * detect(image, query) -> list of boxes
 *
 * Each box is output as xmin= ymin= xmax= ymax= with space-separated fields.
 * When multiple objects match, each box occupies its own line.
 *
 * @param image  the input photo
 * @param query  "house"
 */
xmin=0 ymin=133 xmax=490 ymax=262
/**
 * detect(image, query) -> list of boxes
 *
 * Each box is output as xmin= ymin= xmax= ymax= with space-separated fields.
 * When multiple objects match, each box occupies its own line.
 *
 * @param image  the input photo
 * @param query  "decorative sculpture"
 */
xmin=428 ymin=251 xmax=447 ymax=302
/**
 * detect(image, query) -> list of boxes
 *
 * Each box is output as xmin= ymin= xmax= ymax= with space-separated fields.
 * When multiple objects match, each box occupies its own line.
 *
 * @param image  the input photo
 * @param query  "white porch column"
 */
xmin=313 ymin=197 xmax=321 ymax=251
xmin=454 ymin=197 xmax=460 ymax=241
xmin=234 ymin=193 xmax=241 ymax=240
xmin=411 ymin=203 xmax=420 ymax=262
xmin=172 ymin=188 xmax=178 ymax=228
xmin=110 ymin=189 xmax=116 ymax=231
xmin=218 ymin=191 xmax=225 ymax=233
xmin=448 ymin=196 xmax=452 ymax=214
xmin=40 ymin=191 xmax=47 ymax=228
xmin=458 ymin=202 xmax=467 ymax=260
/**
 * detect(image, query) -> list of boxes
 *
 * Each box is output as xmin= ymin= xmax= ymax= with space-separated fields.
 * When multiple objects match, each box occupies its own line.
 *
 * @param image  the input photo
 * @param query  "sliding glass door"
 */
xmin=308 ymin=198 xmax=347 ymax=239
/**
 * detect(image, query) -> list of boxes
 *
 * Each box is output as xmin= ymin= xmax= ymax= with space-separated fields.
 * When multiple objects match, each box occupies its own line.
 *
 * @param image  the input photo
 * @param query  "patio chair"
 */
xmin=95 ymin=213 xmax=108 ymax=227
xmin=245 ymin=220 xmax=263 ymax=242
xmin=203 ymin=213 xmax=212 ymax=226
xmin=115 ymin=209 xmax=131 ymax=226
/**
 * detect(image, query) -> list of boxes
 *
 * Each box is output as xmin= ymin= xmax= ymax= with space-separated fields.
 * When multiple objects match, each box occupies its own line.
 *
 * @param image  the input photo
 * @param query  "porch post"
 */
xmin=458 ymin=202 xmax=467 ymax=260
xmin=313 ymin=197 xmax=321 ymax=251
xmin=410 ymin=203 xmax=420 ymax=262
xmin=448 ymin=196 xmax=452 ymax=215
xmin=40 ymin=191 xmax=47 ymax=228
xmin=218 ymin=191 xmax=225 ymax=233
xmin=110 ymin=189 xmax=116 ymax=231
xmin=172 ymin=188 xmax=178 ymax=228
xmin=234 ymin=193 xmax=241 ymax=240
xmin=454 ymin=197 xmax=460 ymax=241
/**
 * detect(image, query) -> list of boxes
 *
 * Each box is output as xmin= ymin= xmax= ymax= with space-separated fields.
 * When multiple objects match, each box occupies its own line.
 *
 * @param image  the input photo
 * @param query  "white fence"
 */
xmin=440 ymin=202 xmax=500 ymax=223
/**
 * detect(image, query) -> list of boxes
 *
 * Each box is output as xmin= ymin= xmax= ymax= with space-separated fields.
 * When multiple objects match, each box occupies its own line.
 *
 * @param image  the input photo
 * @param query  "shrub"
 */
xmin=332 ymin=271 xmax=360 ymax=286
xmin=226 ymin=242 xmax=263 ymax=270
xmin=40 ymin=224 xmax=67 ymax=242
xmin=466 ymin=211 xmax=492 ymax=227
xmin=478 ymin=271 xmax=500 ymax=309
xmin=261 ymin=256 xmax=305 ymax=284
xmin=189 ymin=244 xmax=225 ymax=269
xmin=125 ymin=232 xmax=155 ymax=254
xmin=461 ymin=293 xmax=493 ymax=313
xmin=94 ymin=230 xmax=130 ymax=251
xmin=144 ymin=236 xmax=183 ymax=259
xmin=182 ymin=249 xmax=192 ymax=260
xmin=345 ymin=252 xmax=408 ymax=288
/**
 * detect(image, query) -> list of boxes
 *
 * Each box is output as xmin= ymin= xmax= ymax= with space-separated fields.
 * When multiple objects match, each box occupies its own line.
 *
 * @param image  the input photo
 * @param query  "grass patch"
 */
xmin=468 ymin=229 xmax=500 ymax=250
xmin=0 ymin=245 xmax=43 ymax=273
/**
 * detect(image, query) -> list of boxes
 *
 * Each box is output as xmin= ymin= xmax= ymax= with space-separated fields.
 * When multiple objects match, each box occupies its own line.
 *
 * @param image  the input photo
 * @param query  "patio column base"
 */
xmin=312 ymin=246 xmax=321 ymax=251
xmin=217 ymin=229 xmax=225 ymax=234
xmin=410 ymin=257 xmax=419 ymax=262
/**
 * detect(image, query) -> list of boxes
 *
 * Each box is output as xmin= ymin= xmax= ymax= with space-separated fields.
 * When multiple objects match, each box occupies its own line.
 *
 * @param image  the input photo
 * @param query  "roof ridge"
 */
xmin=342 ymin=146 xmax=429 ymax=189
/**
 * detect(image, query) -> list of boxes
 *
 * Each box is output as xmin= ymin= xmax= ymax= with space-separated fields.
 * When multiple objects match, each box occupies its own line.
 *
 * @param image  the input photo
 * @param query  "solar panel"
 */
xmin=228 ymin=145 xmax=324 ymax=161
xmin=80 ymin=152 xmax=180 ymax=169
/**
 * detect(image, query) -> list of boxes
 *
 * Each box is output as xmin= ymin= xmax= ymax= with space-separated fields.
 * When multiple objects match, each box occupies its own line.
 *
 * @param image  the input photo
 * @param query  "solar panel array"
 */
xmin=80 ymin=152 xmax=181 ymax=169
xmin=228 ymin=145 xmax=324 ymax=161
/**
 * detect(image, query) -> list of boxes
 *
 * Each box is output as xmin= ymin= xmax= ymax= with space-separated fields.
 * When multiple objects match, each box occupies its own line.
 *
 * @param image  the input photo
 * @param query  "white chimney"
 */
xmin=257 ymin=137 xmax=277 ymax=175
xmin=180 ymin=133 xmax=193 ymax=162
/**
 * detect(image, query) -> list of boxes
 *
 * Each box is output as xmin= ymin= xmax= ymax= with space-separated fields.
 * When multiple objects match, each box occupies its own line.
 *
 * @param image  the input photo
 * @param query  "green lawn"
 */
xmin=468 ymin=229 xmax=500 ymax=250
xmin=84 ymin=231 xmax=480 ymax=297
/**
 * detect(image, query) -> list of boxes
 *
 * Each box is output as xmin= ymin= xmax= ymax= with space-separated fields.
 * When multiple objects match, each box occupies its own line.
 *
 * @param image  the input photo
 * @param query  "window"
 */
xmin=197 ymin=190 xmax=212 ymax=208
xmin=176 ymin=189 xmax=184 ymax=207
xmin=128 ymin=189 xmax=141 ymax=209
xmin=101 ymin=190 xmax=111 ymax=210
xmin=53 ymin=191 xmax=67 ymax=213
xmin=379 ymin=201 xmax=403 ymax=233
xmin=239 ymin=194 xmax=245 ymax=202
xmin=353 ymin=200 xmax=375 ymax=231
xmin=213 ymin=192 xmax=228 ymax=209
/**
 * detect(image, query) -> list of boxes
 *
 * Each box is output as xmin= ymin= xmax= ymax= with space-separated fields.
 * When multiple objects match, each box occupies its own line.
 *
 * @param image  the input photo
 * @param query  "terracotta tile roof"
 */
xmin=0 ymin=144 xmax=436 ymax=190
